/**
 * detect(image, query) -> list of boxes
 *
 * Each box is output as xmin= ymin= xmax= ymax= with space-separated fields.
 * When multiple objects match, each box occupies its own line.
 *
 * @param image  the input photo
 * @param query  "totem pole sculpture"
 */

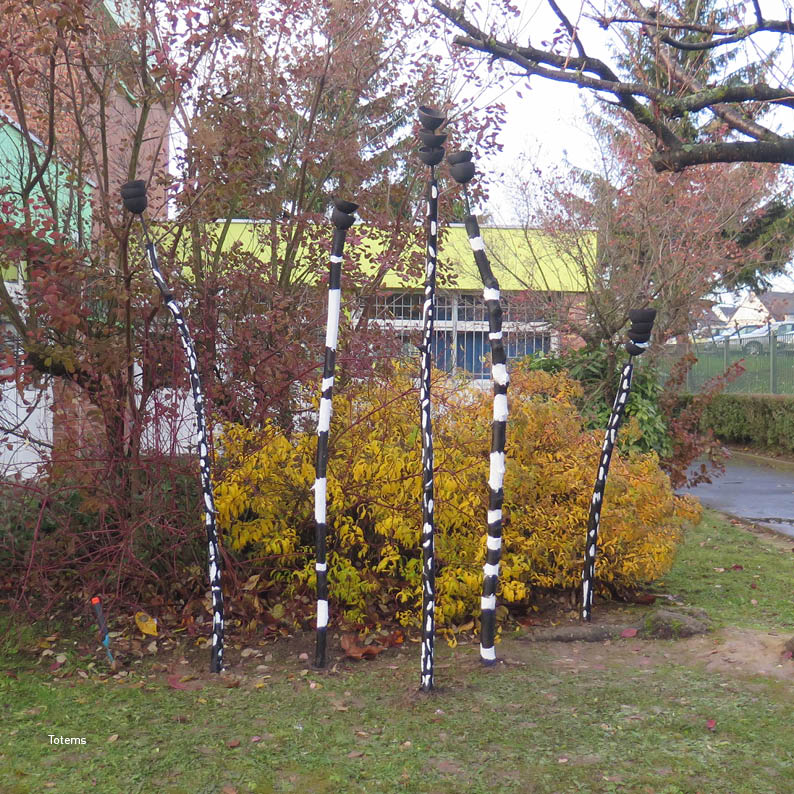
xmin=120 ymin=180 xmax=224 ymax=672
xmin=417 ymin=105 xmax=446 ymax=692
xmin=447 ymin=151 xmax=509 ymax=665
xmin=313 ymin=197 xmax=358 ymax=669
xmin=581 ymin=308 xmax=656 ymax=621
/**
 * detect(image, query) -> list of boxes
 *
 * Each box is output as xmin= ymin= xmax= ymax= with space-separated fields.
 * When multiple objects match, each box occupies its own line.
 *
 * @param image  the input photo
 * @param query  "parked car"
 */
xmin=705 ymin=323 xmax=764 ymax=348
xmin=741 ymin=321 xmax=794 ymax=354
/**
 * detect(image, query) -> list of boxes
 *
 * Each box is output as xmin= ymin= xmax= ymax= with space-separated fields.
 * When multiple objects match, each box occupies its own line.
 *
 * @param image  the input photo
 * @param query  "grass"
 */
xmin=660 ymin=509 xmax=794 ymax=631
xmin=2 ymin=510 xmax=794 ymax=793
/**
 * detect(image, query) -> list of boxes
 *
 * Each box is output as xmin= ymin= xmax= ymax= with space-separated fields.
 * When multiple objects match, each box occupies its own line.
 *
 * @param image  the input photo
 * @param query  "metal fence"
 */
xmin=659 ymin=330 xmax=794 ymax=394
xmin=374 ymin=290 xmax=553 ymax=378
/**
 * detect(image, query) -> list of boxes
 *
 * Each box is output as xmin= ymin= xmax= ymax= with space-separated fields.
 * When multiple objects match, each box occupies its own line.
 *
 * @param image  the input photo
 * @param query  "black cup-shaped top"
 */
xmin=333 ymin=197 xmax=358 ymax=215
xmin=450 ymin=161 xmax=476 ymax=184
xmin=624 ymin=307 xmax=656 ymax=355
xmin=447 ymin=150 xmax=473 ymax=165
xmin=332 ymin=208 xmax=355 ymax=229
xmin=120 ymin=180 xmax=148 ymax=215
xmin=418 ymin=105 xmax=446 ymax=131
xmin=627 ymin=308 xmax=657 ymax=342
xmin=418 ymin=146 xmax=445 ymax=167
xmin=418 ymin=130 xmax=447 ymax=147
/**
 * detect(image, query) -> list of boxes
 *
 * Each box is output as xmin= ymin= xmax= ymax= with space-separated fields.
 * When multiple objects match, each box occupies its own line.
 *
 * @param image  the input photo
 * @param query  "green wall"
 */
xmin=0 ymin=113 xmax=93 ymax=280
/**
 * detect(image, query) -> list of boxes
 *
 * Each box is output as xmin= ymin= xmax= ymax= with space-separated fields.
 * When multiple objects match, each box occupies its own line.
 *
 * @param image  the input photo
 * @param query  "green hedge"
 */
xmin=695 ymin=393 xmax=794 ymax=452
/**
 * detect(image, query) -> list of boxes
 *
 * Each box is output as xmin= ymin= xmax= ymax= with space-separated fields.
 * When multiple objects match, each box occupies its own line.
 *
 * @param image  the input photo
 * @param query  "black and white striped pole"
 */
xmin=582 ymin=308 xmax=656 ymax=622
xmin=120 ymin=180 xmax=224 ymax=673
xmin=448 ymin=151 xmax=508 ymax=665
xmin=417 ymin=105 xmax=446 ymax=692
xmin=313 ymin=197 xmax=358 ymax=669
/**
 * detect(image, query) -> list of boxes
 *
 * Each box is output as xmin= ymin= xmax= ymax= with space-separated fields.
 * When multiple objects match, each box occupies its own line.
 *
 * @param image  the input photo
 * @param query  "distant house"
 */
xmin=729 ymin=290 xmax=794 ymax=326
xmin=712 ymin=304 xmax=738 ymax=325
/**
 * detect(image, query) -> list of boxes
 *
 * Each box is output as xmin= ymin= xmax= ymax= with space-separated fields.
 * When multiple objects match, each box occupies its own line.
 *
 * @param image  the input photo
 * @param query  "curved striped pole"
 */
xmin=417 ymin=105 xmax=447 ymax=692
xmin=582 ymin=308 xmax=656 ymax=621
xmin=313 ymin=197 xmax=358 ymax=669
xmin=121 ymin=180 xmax=224 ymax=673
xmin=448 ymin=151 xmax=508 ymax=665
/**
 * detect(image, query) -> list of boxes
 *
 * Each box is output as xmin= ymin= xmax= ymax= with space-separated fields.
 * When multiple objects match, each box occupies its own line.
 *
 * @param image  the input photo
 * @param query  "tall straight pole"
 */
xmin=415 ymin=104 xmax=446 ymax=692
xmin=120 ymin=180 xmax=224 ymax=672
xmin=313 ymin=199 xmax=357 ymax=669
xmin=419 ymin=168 xmax=439 ymax=691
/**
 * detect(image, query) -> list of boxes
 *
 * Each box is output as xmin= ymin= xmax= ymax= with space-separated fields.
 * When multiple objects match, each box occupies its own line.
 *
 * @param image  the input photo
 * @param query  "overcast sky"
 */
xmin=460 ymin=0 xmax=794 ymax=297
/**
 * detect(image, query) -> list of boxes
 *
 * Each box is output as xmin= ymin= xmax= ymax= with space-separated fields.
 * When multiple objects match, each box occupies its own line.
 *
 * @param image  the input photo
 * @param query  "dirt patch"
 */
xmin=501 ymin=626 xmax=794 ymax=683
xmin=678 ymin=627 xmax=794 ymax=681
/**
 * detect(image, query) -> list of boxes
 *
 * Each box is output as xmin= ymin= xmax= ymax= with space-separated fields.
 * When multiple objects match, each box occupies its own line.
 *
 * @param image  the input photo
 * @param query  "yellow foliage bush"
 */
xmin=215 ymin=365 xmax=695 ymax=629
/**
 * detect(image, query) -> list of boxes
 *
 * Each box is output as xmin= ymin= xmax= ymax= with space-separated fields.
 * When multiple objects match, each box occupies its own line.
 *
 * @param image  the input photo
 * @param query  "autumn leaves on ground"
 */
xmin=3 ymin=510 xmax=794 ymax=794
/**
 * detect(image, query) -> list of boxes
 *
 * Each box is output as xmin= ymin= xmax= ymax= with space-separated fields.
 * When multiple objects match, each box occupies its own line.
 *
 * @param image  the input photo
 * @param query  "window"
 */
xmin=377 ymin=292 xmax=552 ymax=378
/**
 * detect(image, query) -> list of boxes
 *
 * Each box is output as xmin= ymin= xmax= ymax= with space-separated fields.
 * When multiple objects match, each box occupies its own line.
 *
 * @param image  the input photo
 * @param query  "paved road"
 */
xmin=679 ymin=453 xmax=794 ymax=538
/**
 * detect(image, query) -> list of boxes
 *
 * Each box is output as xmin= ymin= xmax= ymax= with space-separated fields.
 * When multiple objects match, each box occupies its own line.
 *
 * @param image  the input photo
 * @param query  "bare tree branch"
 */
xmin=432 ymin=0 xmax=794 ymax=171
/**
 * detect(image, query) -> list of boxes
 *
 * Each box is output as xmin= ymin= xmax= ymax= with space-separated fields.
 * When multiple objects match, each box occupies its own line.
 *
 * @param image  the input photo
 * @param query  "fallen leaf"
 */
xmin=135 ymin=612 xmax=158 ymax=637
xmin=731 ymin=564 xmax=743 ymax=571
xmin=48 ymin=661 xmax=63 ymax=673
xmin=620 ymin=628 xmax=638 ymax=638
xmin=750 ymin=582 xmax=757 ymax=589
xmin=558 ymin=757 xmax=569 ymax=764
xmin=227 ymin=739 xmax=240 ymax=749
xmin=240 ymin=648 xmax=257 ymax=658
xmin=347 ymin=750 xmax=365 ymax=758
xmin=751 ymin=599 xmax=758 ymax=605
xmin=706 ymin=719 xmax=716 ymax=731
xmin=782 ymin=651 xmax=793 ymax=660
xmin=55 ymin=653 xmax=67 ymax=664
xmin=167 ymin=675 xmax=203 ymax=691
xmin=147 ymin=641 xmax=158 ymax=654
xmin=107 ymin=734 xmax=119 ymax=743
xmin=222 ymin=786 xmax=238 ymax=794
xmin=224 ymin=678 xmax=241 ymax=689
xmin=174 ymin=715 xmax=189 ymax=723
xmin=340 ymin=633 xmax=386 ymax=660
xmin=298 ymin=652 xmax=309 ymax=661
xmin=251 ymin=735 xmax=262 ymax=743
xmin=713 ymin=567 xmax=725 ymax=573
